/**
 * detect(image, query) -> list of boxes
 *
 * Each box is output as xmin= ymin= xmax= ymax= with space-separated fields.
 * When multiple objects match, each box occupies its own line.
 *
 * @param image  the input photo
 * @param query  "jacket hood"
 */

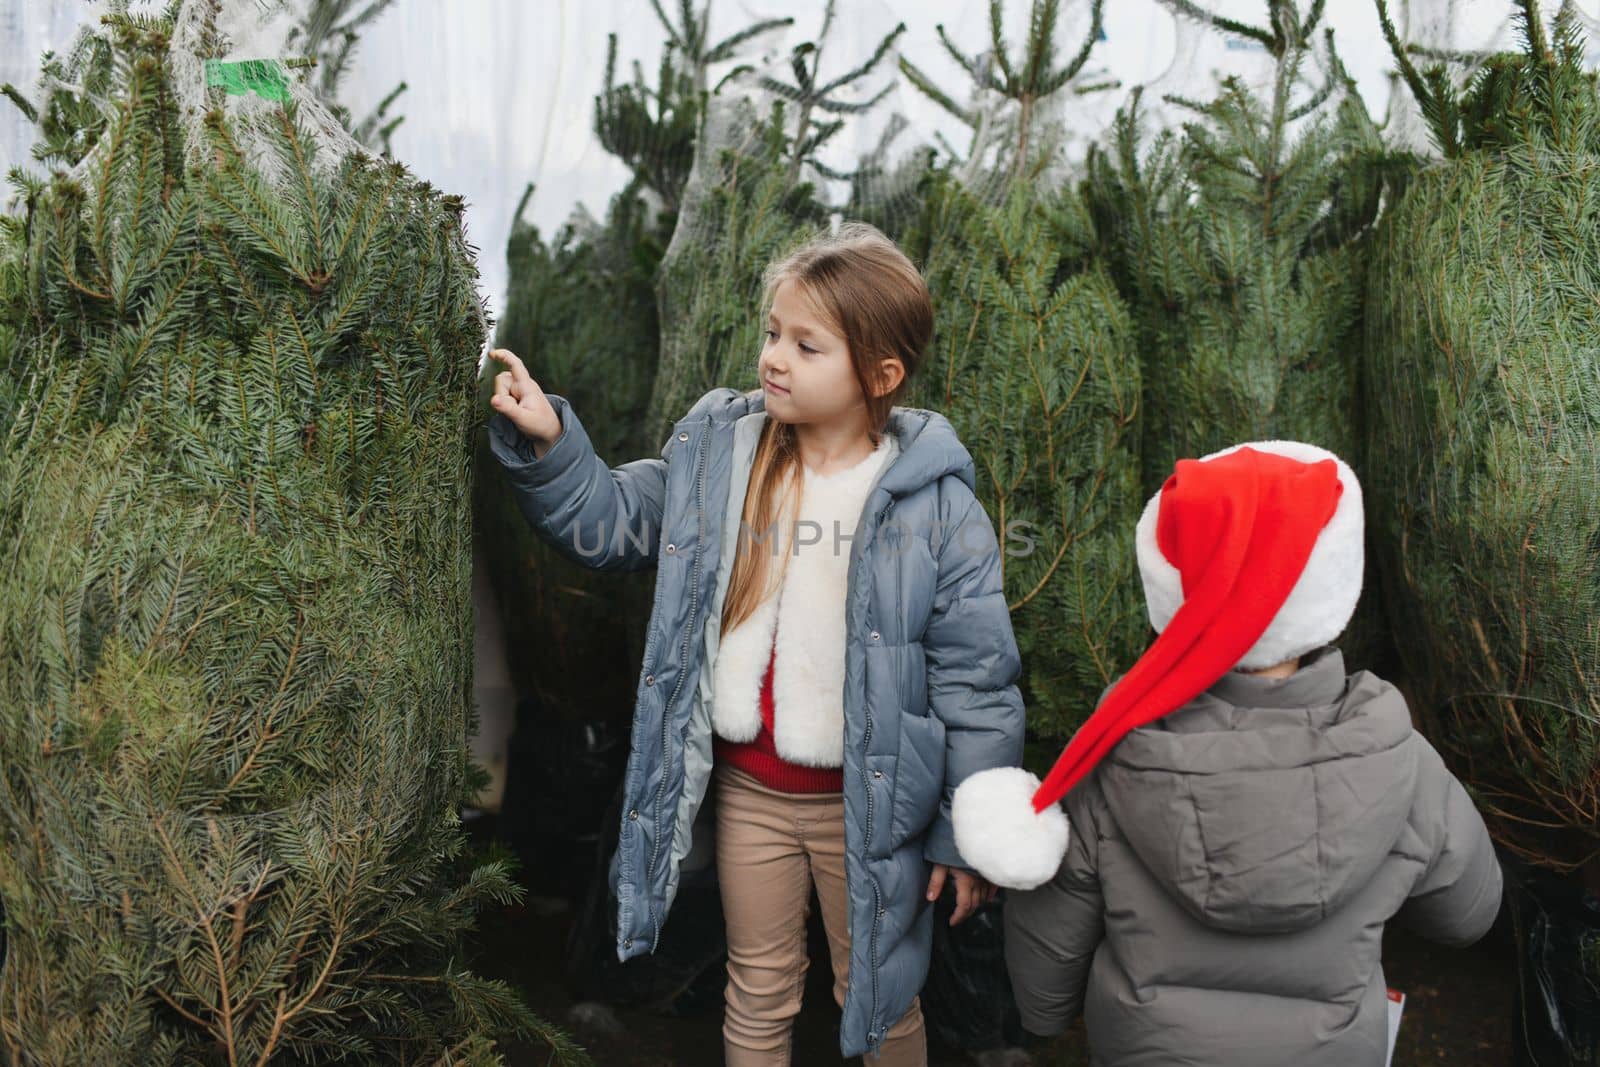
xmin=685 ymin=387 xmax=977 ymax=498
xmin=1096 ymin=648 xmax=1419 ymax=934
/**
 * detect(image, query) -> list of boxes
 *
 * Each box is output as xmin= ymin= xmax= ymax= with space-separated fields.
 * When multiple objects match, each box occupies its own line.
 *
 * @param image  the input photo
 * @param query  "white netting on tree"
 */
xmin=0 ymin=1 xmax=567 ymax=1059
xmin=1363 ymin=0 xmax=1600 ymax=870
xmin=166 ymin=0 xmax=359 ymax=184
xmin=1377 ymin=0 xmax=1519 ymax=153
xmin=4 ymin=1 xmax=402 ymax=204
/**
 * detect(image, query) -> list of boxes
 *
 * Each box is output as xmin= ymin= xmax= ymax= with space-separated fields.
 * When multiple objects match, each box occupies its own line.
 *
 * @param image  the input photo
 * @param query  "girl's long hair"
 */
xmin=720 ymin=222 xmax=932 ymax=636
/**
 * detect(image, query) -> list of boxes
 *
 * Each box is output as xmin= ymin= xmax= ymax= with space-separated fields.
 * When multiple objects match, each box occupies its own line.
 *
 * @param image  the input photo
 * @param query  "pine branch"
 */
xmin=1375 ymin=0 xmax=1459 ymax=156
xmin=989 ymin=0 xmax=1018 ymax=88
xmin=704 ymin=18 xmax=795 ymax=65
xmin=934 ymin=24 xmax=997 ymax=88
xmin=1045 ymin=0 xmax=1105 ymax=95
xmin=1156 ymin=0 xmax=1277 ymax=52
xmin=817 ymin=22 xmax=906 ymax=97
xmin=813 ymin=82 xmax=893 ymax=115
xmin=898 ymin=56 xmax=975 ymax=125
xmin=1 ymin=82 xmax=37 ymax=122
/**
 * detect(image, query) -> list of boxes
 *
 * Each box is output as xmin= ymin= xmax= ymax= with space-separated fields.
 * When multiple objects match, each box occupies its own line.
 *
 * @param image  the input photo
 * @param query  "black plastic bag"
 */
xmin=496 ymin=694 xmax=629 ymax=902
xmin=1509 ymin=858 xmax=1600 ymax=1066
xmin=921 ymin=890 xmax=1027 ymax=1051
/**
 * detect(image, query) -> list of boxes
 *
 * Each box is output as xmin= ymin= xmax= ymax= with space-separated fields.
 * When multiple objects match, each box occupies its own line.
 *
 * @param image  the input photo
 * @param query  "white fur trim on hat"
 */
xmin=1136 ymin=440 xmax=1364 ymax=671
xmin=951 ymin=767 xmax=1071 ymax=891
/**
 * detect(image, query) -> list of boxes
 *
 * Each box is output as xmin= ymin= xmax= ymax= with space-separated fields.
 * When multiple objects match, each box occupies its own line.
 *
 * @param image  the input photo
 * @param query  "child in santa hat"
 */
xmin=950 ymin=441 xmax=1503 ymax=1067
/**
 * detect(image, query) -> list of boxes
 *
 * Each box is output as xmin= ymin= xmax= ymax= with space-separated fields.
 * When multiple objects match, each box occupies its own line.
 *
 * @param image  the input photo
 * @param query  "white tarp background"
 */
xmin=7 ymin=0 xmax=1554 ymax=320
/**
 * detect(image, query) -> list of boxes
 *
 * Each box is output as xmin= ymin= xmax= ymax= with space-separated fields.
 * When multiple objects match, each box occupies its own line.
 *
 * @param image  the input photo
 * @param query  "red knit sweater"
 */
xmin=713 ymin=634 xmax=844 ymax=794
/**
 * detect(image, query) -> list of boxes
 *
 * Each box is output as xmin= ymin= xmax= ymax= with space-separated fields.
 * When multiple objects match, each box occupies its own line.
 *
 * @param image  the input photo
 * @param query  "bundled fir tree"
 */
xmin=899 ymin=0 xmax=1116 ymax=190
xmin=476 ymin=1 xmax=788 ymax=717
xmin=905 ymin=177 xmax=1143 ymax=742
xmin=1083 ymin=0 xmax=1404 ymax=675
xmin=0 ymin=10 xmax=584 ymax=1064
xmin=647 ymin=0 xmax=901 ymax=436
xmin=287 ymin=0 xmax=407 ymax=152
xmin=646 ymin=96 xmax=829 ymax=437
xmin=0 ymin=211 xmax=20 ymax=431
xmin=898 ymin=0 xmax=1145 ymax=741
xmin=475 ymin=185 xmax=667 ymax=711
xmin=596 ymin=1 xmax=793 ymax=212
xmin=1085 ymin=0 xmax=1395 ymax=492
xmin=1366 ymin=0 xmax=1600 ymax=872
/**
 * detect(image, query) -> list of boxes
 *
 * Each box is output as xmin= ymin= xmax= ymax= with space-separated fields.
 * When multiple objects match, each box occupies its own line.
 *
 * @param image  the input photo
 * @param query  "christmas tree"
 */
xmin=899 ymin=0 xmax=1116 ymax=189
xmin=287 ymin=0 xmax=407 ymax=153
xmin=0 ymin=10 xmax=582 ymax=1063
xmin=645 ymin=95 xmax=828 ymax=438
xmin=1082 ymin=0 xmax=1405 ymax=673
xmin=477 ymin=1 xmax=789 ymax=719
xmin=475 ymin=184 xmax=667 ymax=712
xmin=904 ymin=177 xmax=1144 ymax=741
xmin=1366 ymin=0 xmax=1600 ymax=871
xmin=0 ymin=209 xmax=19 ymax=431
xmin=1085 ymin=0 xmax=1395 ymax=492
xmin=646 ymin=0 xmax=900 ymax=437
xmin=899 ymin=0 xmax=1145 ymax=741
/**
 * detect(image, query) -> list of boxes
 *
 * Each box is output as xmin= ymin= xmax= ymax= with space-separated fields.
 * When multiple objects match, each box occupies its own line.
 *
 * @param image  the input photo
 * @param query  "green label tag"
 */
xmin=204 ymin=59 xmax=291 ymax=103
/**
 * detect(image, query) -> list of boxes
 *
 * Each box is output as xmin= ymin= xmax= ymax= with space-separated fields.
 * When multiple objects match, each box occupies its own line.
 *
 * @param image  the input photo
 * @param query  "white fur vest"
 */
xmin=710 ymin=436 xmax=893 ymax=766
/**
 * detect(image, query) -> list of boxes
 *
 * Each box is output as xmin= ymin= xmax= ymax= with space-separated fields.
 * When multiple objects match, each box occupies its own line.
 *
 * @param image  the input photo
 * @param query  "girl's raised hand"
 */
xmin=487 ymin=348 xmax=562 ymax=451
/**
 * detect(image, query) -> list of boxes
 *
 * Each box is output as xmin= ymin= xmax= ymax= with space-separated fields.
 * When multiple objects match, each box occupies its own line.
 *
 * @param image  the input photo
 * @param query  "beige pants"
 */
xmin=715 ymin=764 xmax=927 ymax=1066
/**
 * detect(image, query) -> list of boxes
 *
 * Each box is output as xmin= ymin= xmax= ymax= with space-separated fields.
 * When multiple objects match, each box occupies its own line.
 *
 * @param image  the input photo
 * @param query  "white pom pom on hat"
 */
xmin=952 ymin=767 xmax=1070 ymax=891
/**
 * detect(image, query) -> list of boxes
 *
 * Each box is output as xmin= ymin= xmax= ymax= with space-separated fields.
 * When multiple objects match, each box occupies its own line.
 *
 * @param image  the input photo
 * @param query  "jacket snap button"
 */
xmin=869 ymin=630 xmax=880 ymax=641
xmin=644 ymin=674 xmax=655 ymax=686
xmin=623 ymin=938 xmax=634 ymax=950
xmin=628 ymin=809 xmax=639 ymax=820
xmin=873 ymin=770 xmax=884 ymax=779
xmin=677 ymin=431 xmax=689 ymax=442
xmin=664 ymin=543 xmax=676 ymax=555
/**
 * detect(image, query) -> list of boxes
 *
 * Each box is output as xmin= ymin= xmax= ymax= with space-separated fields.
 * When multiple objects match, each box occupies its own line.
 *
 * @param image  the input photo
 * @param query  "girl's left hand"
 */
xmin=926 ymin=864 xmax=999 ymax=926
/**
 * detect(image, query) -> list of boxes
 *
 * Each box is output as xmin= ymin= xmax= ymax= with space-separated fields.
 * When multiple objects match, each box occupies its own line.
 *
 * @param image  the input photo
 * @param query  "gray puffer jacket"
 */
xmin=488 ymin=386 xmax=1025 ymax=1058
xmin=1003 ymin=647 xmax=1502 ymax=1067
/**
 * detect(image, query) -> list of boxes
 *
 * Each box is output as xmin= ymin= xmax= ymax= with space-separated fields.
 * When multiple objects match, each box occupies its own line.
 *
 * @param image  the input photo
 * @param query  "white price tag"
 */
xmin=1384 ymin=988 xmax=1406 ymax=1067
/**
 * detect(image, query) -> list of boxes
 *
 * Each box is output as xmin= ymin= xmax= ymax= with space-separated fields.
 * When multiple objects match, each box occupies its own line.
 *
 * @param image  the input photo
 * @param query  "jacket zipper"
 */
xmin=859 ymin=500 xmax=891 ymax=1050
xmin=621 ymin=439 xmax=673 ymax=954
xmin=643 ymin=425 xmax=709 ymax=950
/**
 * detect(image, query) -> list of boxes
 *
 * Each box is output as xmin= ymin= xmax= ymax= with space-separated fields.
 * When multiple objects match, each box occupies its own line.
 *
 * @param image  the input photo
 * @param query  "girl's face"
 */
xmin=758 ymin=278 xmax=865 ymax=427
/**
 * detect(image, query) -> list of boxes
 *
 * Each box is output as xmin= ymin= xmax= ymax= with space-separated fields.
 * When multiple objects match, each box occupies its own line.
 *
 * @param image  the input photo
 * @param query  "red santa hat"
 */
xmin=951 ymin=441 xmax=1364 ymax=890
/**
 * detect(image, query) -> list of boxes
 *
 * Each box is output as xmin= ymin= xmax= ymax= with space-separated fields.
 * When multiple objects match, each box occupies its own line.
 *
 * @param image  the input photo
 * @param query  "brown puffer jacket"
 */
xmin=1003 ymin=647 xmax=1503 ymax=1067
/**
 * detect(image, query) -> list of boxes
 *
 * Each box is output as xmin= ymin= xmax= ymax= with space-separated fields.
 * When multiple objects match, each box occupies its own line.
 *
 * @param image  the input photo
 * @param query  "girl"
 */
xmin=486 ymin=222 xmax=1025 ymax=1065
